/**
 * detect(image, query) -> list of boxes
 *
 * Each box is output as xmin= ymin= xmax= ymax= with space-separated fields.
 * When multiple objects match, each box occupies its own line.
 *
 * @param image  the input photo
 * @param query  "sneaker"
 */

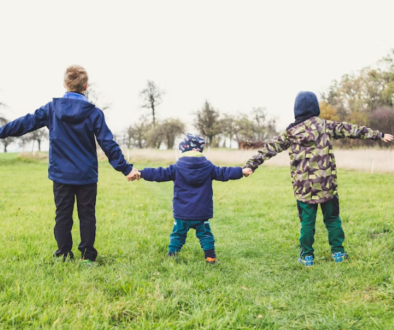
xmin=298 ymin=256 xmax=314 ymax=267
xmin=206 ymin=257 xmax=216 ymax=264
xmin=332 ymin=252 xmax=347 ymax=263
xmin=80 ymin=259 xmax=94 ymax=266
xmin=167 ymin=252 xmax=176 ymax=257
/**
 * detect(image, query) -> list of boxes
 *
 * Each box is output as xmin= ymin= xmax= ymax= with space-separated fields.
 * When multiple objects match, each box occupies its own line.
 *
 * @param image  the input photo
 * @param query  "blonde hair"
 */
xmin=64 ymin=65 xmax=88 ymax=93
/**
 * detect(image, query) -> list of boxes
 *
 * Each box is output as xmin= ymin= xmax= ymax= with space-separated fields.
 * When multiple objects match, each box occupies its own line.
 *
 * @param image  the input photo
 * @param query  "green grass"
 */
xmin=1 ymin=153 xmax=394 ymax=329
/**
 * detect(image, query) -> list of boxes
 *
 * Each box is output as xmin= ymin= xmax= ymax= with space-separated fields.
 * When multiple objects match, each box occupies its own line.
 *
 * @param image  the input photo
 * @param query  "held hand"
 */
xmin=382 ymin=134 xmax=394 ymax=143
xmin=242 ymin=168 xmax=253 ymax=177
xmin=126 ymin=168 xmax=141 ymax=181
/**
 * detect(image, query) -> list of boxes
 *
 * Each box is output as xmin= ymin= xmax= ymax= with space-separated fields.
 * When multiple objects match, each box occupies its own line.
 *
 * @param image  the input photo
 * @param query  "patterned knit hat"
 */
xmin=179 ymin=133 xmax=205 ymax=153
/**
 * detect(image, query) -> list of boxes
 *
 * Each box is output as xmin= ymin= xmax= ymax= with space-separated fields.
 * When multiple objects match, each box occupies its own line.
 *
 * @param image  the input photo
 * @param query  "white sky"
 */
xmin=0 ymin=0 xmax=393 ymax=151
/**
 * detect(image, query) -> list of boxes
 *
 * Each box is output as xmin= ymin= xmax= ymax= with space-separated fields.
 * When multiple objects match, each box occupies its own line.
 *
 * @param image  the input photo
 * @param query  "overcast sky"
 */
xmin=0 ymin=0 xmax=393 ymax=151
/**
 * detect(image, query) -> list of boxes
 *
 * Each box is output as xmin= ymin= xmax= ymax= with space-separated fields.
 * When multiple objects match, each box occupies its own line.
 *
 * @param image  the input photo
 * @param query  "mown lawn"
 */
xmin=0 ymin=153 xmax=394 ymax=329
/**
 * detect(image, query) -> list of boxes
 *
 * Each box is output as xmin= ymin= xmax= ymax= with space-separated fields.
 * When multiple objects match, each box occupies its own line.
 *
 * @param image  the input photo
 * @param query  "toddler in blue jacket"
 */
xmin=0 ymin=65 xmax=138 ymax=263
xmin=137 ymin=134 xmax=249 ymax=263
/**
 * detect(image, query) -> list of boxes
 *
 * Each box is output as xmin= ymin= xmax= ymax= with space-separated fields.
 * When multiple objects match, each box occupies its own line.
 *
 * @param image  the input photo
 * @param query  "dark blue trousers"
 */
xmin=53 ymin=182 xmax=98 ymax=261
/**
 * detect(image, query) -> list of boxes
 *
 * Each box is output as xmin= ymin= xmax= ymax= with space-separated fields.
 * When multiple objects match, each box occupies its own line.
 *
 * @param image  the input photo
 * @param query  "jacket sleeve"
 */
xmin=212 ymin=166 xmax=243 ymax=181
xmin=325 ymin=120 xmax=382 ymax=140
xmin=94 ymin=110 xmax=133 ymax=176
xmin=0 ymin=105 xmax=49 ymax=138
xmin=243 ymin=132 xmax=290 ymax=171
xmin=140 ymin=165 xmax=176 ymax=182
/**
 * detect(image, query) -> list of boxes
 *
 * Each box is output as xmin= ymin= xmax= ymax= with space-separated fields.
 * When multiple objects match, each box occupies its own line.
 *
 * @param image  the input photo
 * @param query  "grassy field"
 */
xmin=1 ymin=153 xmax=394 ymax=329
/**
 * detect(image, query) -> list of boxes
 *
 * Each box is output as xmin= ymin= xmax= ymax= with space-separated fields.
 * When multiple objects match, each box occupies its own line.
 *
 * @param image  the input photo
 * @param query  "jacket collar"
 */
xmin=180 ymin=150 xmax=204 ymax=158
xmin=63 ymin=92 xmax=89 ymax=103
xmin=287 ymin=115 xmax=317 ymax=130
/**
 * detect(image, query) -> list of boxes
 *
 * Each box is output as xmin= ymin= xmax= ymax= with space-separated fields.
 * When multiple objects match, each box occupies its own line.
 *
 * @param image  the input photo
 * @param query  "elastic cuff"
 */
xmin=204 ymin=249 xmax=216 ymax=259
xmin=381 ymin=132 xmax=385 ymax=138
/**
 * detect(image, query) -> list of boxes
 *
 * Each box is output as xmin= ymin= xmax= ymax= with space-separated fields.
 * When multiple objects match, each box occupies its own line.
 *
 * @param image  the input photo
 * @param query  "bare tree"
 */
xmin=160 ymin=118 xmax=185 ymax=149
xmin=140 ymin=80 xmax=164 ymax=128
xmin=0 ymin=117 xmax=15 ymax=153
xmin=146 ymin=124 xmax=165 ymax=149
xmin=232 ymin=108 xmax=278 ymax=146
xmin=221 ymin=114 xmax=237 ymax=148
xmin=85 ymin=83 xmax=110 ymax=111
xmin=234 ymin=114 xmax=255 ymax=143
xmin=251 ymin=107 xmax=278 ymax=141
xmin=0 ymin=100 xmax=6 ymax=123
xmin=126 ymin=115 xmax=151 ymax=149
xmin=1 ymin=137 xmax=15 ymax=153
xmin=20 ymin=128 xmax=48 ymax=152
xmin=194 ymin=101 xmax=222 ymax=146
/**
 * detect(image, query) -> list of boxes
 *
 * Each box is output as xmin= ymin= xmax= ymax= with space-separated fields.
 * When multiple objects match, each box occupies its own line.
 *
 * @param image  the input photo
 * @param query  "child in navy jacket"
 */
xmin=0 ymin=65 xmax=138 ymax=263
xmin=138 ymin=134 xmax=249 ymax=263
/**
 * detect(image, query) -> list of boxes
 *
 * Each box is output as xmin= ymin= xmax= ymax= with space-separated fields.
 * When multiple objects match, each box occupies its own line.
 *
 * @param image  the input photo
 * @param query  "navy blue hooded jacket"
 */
xmin=140 ymin=156 xmax=243 ymax=220
xmin=0 ymin=93 xmax=132 ymax=184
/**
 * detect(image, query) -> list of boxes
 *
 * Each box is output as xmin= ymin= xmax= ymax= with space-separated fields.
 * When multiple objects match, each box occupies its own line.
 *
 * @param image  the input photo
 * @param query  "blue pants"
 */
xmin=169 ymin=219 xmax=215 ymax=253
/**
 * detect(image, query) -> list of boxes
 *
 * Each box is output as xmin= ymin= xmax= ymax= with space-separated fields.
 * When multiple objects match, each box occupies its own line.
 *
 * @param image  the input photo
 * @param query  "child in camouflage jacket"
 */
xmin=243 ymin=91 xmax=393 ymax=266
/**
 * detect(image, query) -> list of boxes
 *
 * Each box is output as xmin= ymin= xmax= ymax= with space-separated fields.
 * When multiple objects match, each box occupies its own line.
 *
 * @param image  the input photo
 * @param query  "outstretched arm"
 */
xmin=243 ymin=133 xmax=290 ymax=172
xmin=94 ymin=110 xmax=133 ymax=176
xmin=0 ymin=105 xmax=49 ymax=138
xmin=140 ymin=165 xmax=176 ymax=182
xmin=326 ymin=120 xmax=383 ymax=141
xmin=212 ymin=166 xmax=243 ymax=181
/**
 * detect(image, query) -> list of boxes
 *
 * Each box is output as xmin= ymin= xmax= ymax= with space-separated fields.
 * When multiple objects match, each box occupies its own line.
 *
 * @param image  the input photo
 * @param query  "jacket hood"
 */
xmin=176 ymin=156 xmax=212 ymax=187
xmin=294 ymin=91 xmax=320 ymax=120
xmin=53 ymin=98 xmax=96 ymax=124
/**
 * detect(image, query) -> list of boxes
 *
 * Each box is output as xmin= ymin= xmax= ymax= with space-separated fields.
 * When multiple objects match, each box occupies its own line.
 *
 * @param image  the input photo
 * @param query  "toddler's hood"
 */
xmin=176 ymin=156 xmax=212 ymax=187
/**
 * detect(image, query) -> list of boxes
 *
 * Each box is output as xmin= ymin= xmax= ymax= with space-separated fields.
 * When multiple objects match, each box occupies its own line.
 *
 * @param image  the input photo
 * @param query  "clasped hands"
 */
xmin=242 ymin=168 xmax=253 ymax=177
xmin=126 ymin=168 xmax=141 ymax=181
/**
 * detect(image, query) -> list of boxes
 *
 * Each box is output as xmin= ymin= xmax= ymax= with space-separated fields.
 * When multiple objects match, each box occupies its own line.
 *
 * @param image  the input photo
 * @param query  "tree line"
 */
xmin=320 ymin=50 xmax=394 ymax=147
xmin=125 ymin=81 xmax=278 ymax=150
xmin=3 ymin=50 xmax=393 ymax=152
xmin=0 ymin=80 xmax=278 ymax=152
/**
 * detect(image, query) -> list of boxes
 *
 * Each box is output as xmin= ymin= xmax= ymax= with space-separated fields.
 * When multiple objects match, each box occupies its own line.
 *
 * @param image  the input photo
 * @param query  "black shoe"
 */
xmin=167 ymin=252 xmax=176 ymax=257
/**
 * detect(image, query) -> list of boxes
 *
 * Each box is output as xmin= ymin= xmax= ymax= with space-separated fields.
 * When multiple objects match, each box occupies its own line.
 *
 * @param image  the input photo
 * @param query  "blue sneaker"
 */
xmin=332 ymin=252 xmax=347 ymax=263
xmin=298 ymin=256 xmax=314 ymax=267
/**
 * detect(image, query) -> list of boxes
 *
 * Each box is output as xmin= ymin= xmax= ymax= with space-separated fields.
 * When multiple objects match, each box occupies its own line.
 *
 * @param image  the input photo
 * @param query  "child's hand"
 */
xmin=126 ymin=168 xmax=141 ymax=181
xmin=382 ymin=134 xmax=393 ymax=142
xmin=242 ymin=168 xmax=253 ymax=177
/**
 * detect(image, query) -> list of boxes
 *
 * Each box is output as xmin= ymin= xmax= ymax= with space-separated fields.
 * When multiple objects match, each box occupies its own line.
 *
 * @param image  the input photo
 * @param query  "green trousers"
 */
xmin=169 ymin=219 xmax=215 ymax=253
xmin=297 ymin=196 xmax=345 ymax=258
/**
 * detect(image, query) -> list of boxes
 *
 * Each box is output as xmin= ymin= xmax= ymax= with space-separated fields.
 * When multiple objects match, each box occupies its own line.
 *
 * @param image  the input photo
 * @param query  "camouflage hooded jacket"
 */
xmin=244 ymin=116 xmax=382 ymax=204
